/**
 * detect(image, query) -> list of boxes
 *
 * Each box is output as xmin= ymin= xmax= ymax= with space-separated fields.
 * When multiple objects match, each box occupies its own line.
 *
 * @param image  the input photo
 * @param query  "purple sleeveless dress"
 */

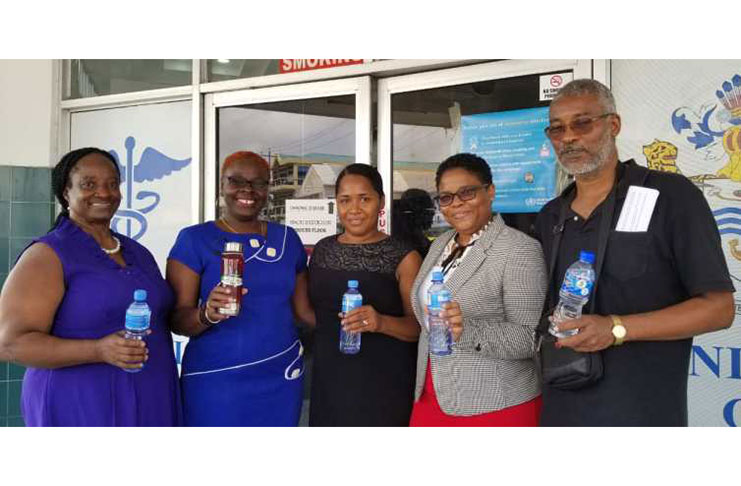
xmin=20 ymin=217 xmax=182 ymax=426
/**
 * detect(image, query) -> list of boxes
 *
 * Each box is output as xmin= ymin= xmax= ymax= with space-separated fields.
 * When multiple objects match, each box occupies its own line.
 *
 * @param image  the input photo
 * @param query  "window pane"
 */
xmin=206 ymin=59 xmax=281 ymax=82
xmin=64 ymin=60 xmax=192 ymax=99
xmin=391 ymin=72 xmax=569 ymax=238
xmin=217 ymin=95 xmax=356 ymax=225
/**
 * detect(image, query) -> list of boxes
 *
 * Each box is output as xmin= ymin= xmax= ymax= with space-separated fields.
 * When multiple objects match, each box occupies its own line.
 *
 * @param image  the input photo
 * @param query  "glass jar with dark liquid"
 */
xmin=218 ymin=241 xmax=244 ymax=316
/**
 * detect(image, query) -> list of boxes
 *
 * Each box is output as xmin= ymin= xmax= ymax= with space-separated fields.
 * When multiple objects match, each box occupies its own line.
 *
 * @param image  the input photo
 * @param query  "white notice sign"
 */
xmin=285 ymin=199 xmax=337 ymax=245
xmin=540 ymin=72 xmax=574 ymax=101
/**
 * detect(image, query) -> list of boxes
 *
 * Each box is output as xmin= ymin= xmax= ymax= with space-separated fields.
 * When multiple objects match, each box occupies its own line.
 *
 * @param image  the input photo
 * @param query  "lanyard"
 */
xmin=440 ymin=239 xmax=476 ymax=276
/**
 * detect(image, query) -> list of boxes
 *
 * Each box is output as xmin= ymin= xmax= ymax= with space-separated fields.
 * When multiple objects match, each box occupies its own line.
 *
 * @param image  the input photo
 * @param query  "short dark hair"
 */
xmin=435 ymin=153 xmax=492 ymax=188
xmin=335 ymin=163 xmax=384 ymax=198
xmin=51 ymin=147 xmax=120 ymax=228
xmin=551 ymin=78 xmax=617 ymax=114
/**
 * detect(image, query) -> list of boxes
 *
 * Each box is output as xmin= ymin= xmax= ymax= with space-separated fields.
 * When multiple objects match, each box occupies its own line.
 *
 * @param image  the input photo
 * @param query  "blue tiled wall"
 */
xmin=0 ymin=166 xmax=55 ymax=427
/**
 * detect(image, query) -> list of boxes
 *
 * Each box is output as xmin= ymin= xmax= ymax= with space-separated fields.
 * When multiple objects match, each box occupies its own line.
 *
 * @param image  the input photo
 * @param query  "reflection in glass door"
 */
xmin=379 ymin=60 xmax=590 ymax=238
xmin=204 ymin=77 xmax=372 ymax=226
xmin=218 ymin=95 xmax=356 ymax=225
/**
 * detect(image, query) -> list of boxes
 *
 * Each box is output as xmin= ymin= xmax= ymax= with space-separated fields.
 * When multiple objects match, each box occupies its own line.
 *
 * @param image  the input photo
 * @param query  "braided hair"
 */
xmin=51 ymin=147 xmax=120 ymax=229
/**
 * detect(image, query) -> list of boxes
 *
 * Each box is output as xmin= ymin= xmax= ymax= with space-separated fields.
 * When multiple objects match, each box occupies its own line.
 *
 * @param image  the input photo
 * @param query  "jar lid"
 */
xmin=224 ymin=241 xmax=243 ymax=252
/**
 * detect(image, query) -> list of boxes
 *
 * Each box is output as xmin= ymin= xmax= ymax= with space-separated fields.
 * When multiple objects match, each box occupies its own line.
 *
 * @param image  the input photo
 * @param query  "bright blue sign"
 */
xmin=461 ymin=107 xmax=557 ymax=213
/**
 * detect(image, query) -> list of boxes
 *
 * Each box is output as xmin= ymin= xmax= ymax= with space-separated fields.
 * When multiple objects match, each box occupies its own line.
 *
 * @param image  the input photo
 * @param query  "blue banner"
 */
xmin=461 ymin=107 xmax=557 ymax=213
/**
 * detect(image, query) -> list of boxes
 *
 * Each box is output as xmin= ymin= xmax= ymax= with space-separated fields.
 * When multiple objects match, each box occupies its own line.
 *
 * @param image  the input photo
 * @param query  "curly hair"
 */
xmin=51 ymin=147 xmax=120 ymax=229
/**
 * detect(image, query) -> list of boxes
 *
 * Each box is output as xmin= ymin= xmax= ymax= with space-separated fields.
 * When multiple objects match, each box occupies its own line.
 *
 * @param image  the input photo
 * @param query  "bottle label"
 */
xmin=341 ymin=294 xmax=363 ymax=314
xmin=561 ymin=272 xmax=593 ymax=297
xmin=125 ymin=313 xmax=150 ymax=332
xmin=221 ymin=275 xmax=243 ymax=287
xmin=218 ymin=302 xmax=239 ymax=315
xmin=428 ymin=289 xmax=451 ymax=310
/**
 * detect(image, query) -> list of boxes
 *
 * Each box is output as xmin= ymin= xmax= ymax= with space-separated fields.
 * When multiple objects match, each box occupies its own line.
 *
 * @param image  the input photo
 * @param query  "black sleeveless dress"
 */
xmin=308 ymin=235 xmax=418 ymax=426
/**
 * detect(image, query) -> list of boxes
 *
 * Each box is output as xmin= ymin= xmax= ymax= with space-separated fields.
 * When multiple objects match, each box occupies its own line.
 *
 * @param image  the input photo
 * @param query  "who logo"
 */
xmin=109 ymin=136 xmax=191 ymax=240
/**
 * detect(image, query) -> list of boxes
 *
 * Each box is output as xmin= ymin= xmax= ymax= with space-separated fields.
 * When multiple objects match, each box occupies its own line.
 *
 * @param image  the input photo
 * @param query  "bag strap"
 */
xmin=536 ymin=160 xmax=652 ymax=336
xmin=588 ymin=161 xmax=651 ymax=312
xmin=588 ymin=182 xmax=617 ymax=313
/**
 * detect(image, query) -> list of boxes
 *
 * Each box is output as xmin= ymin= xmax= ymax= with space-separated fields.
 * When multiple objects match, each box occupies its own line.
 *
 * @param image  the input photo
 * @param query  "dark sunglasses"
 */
xmin=544 ymin=113 xmax=614 ymax=140
xmin=435 ymin=184 xmax=490 ymax=207
xmin=225 ymin=176 xmax=269 ymax=191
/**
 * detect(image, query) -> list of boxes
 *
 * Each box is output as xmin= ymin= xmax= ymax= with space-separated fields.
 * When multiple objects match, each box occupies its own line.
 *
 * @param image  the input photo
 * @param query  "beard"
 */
xmin=556 ymin=130 xmax=615 ymax=176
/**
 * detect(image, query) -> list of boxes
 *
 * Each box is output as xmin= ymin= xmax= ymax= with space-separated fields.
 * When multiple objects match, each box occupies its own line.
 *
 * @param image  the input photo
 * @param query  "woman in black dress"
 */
xmin=308 ymin=164 xmax=422 ymax=426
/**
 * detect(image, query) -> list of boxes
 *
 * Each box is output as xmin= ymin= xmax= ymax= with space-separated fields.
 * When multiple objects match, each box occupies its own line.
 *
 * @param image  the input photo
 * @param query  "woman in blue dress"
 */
xmin=167 ymin=151 xmax=314 ymax=426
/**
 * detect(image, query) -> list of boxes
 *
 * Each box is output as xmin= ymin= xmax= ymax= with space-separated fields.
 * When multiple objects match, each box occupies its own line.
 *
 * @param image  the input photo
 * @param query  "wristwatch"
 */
xmin=610 ymin=315 xmax=627 ymax=346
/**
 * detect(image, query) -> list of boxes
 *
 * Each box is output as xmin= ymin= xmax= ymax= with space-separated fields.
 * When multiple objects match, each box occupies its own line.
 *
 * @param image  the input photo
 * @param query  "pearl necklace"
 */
xmin=101 ymin=236 xmax=121 ymax=255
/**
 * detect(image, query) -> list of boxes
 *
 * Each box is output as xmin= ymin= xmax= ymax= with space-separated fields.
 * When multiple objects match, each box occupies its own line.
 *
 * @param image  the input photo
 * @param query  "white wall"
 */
xmin=0 ymin=59 xmax=55 ymax=167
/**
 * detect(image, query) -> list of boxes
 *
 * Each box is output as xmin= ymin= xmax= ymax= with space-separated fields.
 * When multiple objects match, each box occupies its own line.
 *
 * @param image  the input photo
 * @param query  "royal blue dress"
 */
xmin=168 ymin=221 xmax=307 ymax=426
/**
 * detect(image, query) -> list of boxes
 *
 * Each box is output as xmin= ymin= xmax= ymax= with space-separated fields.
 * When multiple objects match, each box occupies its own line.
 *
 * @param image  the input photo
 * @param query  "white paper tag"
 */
xmin=615 ymin=186 xmax=660 ymax=232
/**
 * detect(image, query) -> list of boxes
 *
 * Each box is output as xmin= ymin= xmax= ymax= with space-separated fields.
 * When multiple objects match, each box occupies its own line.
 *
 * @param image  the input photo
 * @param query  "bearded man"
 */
xmin=533 ymin=79 xmax=735 ymax=426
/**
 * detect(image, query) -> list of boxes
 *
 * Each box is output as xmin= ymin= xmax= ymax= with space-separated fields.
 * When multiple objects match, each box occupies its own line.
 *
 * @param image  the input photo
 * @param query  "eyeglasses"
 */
xmin=435 ymin=184 xmax=490 ymax=207
xmin=225 ymin=176 xmax=269 ymax=191
xmin=544 ymin=113 xmax=614 ymax=140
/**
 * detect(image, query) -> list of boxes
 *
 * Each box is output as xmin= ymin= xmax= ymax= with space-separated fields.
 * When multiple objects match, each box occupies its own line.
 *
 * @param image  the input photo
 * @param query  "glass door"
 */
xmin=378 ymin=60 xmax=591 ymax=239
xmin=203 ymin=77 xmax=371 ymax=425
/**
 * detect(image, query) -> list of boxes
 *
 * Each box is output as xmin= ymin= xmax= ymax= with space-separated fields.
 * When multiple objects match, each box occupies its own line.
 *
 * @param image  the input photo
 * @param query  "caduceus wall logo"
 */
xmin=109 ymin=136 xmax=191 ymax=240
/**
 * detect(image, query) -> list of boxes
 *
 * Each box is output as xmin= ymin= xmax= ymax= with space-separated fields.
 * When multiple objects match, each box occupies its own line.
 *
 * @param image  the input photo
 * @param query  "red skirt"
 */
xmin=409 ymin=359 xmax=541 ymax=427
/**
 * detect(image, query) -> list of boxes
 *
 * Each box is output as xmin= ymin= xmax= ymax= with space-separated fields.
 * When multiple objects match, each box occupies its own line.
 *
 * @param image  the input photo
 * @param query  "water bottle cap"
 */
xmin=579 ymin=251 xmax=595 ymax=264
xmin=431 ymin=271 xmax=444 ymax=281
xmin=348 ymin=280 xmax=359 ymax=288
xmin=133 ymin=289 xmax=147 ymax=302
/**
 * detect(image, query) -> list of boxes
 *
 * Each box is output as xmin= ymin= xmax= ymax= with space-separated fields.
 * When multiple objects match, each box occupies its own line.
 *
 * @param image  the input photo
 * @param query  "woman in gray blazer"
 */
xmin=409 ymin=153 xmax=547 ymax=426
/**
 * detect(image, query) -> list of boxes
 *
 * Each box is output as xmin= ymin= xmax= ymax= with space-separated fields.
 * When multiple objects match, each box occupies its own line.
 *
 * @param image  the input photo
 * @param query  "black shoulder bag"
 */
xmin=536 ymin=182 xmax=617 ymax=390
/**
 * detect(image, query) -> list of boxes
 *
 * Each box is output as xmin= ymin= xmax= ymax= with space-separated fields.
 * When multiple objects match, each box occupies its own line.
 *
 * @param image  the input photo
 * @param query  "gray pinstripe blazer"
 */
xmin=410 ymin=214 xmax=547 ymax=416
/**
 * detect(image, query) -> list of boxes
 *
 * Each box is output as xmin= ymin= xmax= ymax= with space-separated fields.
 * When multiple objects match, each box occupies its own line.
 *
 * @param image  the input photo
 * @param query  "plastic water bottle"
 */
xmin=124 ymin=289 xmax=151 ymax=373
xmin=550 ymin=251 xmax=595 ymax=338
xmin=339 ymin=280 xmax=363 ymax=354
xmin=427 ymin=268 xmax=453 ymax=356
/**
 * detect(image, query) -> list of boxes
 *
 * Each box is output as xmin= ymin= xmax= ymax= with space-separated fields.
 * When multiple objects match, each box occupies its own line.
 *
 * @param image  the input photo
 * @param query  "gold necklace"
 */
xmin=220 ymin=217 xmax=265 ymax=236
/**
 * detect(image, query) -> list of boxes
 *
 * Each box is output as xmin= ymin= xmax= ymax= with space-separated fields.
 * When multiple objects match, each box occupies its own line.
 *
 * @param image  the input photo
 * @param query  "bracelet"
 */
xmin=200 ymin=305 xmax=221 ymax=326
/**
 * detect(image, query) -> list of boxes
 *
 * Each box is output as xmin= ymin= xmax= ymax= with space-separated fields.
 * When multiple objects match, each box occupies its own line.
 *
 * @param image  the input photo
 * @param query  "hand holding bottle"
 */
xmin=339 ymin=305 xmax=383 ymax=333
xmin=204 ymin=284 xmax=249 ymax=324
xmin=440 ymin=301 xmax=464 ymax=342
xmin=96 ymin=330 xmax=150 ymax=370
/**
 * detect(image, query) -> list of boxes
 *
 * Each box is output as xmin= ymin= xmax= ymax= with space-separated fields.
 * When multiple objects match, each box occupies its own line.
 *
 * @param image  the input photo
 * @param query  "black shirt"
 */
xmin=533 ymin=160 xmax=735 ymax=426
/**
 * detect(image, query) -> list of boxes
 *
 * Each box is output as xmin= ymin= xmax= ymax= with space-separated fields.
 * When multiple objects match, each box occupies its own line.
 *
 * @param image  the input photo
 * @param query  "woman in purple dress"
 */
xmin=0 ymin=148 xmax=181 ymax=426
